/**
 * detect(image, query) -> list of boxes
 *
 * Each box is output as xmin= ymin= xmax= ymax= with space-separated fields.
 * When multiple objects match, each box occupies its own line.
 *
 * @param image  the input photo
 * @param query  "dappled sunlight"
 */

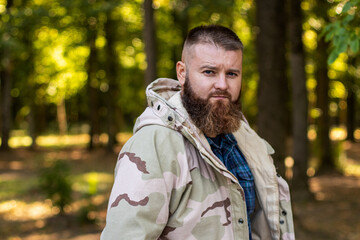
xmin=9 ymin=161 xmax=24 ymax=170
xmin=339 ymin=141 xmax=360 ymax=177
xmin=1 ymin=132 xmax=134 ymax=149
xmin=0 ymin=0 xmax=359 ymax=239
xmin=116 ymin=132 xmax=132 ymax=145
xmin=9 ymin=136 xmax=33 ymax=148
xmin=306 ymin=167 xmax=316 ymax=177
xmin=0 ymin=200 xmax=53 ymax=221
xmin=36 ymin=134 xmax=90 ymax=147
xmin=307 ymin=125 xmax=317 ymax=141
xmin=343 ymin=161 xmax=360 ymax=176
xmin=329 ymin=126 xmax=347 ymax=141
xmin=307 ymin=125 xmax=348 ymax=141
xmin=284 ymin=156 xmax=294 ymax=180
xmin=354 ymin=129 xmax=360 ymax=141
xmin=72 ymin=172 xmax=114 ymax=195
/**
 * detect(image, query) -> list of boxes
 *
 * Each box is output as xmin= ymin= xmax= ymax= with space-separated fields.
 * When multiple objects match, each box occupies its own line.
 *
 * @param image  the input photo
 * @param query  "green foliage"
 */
xmin=77 ymin=172 xmax=99 ymax=224
xmin=322 ymin=0 xmax=360 ymax=64
xmin=38 ymin=160 xmax=73 ymax=213
xmin=0 ymin=0 xmax=262 ymax=133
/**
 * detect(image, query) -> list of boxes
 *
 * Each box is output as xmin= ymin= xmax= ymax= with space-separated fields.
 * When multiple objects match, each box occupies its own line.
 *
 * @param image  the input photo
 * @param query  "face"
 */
xmin=181 ymin=75 xmax=242 ymax=137
xmin=176 ymin=43 xmax=243 ymax=103
xmin=177 ymin=43 xmax=243 ymax=137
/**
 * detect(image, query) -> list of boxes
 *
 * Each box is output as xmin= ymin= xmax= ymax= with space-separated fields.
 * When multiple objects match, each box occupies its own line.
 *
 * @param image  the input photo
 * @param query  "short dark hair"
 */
xmin=183 ymin=25 xmax=243 ymax=51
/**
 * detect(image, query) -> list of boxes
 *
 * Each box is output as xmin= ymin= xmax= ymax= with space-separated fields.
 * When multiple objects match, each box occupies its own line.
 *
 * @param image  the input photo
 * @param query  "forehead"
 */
xmin=185 ymin=43 xmax=242 ymax=67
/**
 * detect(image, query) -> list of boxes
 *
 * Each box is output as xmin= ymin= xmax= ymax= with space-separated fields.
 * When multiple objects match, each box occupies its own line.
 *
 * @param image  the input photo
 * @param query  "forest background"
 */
xmin=0 ymin=0 xmax=360 ymax=239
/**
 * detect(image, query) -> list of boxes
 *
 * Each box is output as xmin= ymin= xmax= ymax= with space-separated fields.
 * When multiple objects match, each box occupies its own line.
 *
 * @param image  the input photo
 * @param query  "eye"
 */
xmin=227 ymin=72 xmax=238 ymax=77
xmin=203 ymin=70 xmax=215 ymax=75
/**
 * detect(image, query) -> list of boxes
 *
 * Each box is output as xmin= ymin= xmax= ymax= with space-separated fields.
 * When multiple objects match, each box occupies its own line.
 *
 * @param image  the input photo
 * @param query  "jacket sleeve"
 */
xmin=101 ymin=126 xmax=189 ymax=240
xmin=277 ymin=175 xmax=295 ymax=240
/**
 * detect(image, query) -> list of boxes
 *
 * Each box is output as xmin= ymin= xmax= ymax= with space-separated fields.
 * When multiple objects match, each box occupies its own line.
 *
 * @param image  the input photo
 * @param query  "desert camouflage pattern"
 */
xmin=101 ymin=78 xmax=295 ymax=240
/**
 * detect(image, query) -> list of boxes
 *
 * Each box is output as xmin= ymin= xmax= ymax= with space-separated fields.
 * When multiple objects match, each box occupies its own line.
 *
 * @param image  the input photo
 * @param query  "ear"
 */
xmin=176 ymin=61 xmax=186 ymax=87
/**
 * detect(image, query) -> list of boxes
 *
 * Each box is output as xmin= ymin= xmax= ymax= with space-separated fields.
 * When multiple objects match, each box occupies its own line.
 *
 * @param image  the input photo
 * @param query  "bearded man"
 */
xmin=101 ymin=25 xmax=295 ymax=240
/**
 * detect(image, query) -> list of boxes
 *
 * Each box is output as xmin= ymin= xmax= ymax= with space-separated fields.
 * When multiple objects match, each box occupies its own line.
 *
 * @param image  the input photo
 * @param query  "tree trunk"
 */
xmin=346 ymin=86 xmax=355 ymax=142
xmin=288 ymin=0 xmax=311 ymax=198
xmin=0 ymin=0 xmax=14 ymax=151
xmin=171 ymin=2 xmax=189 ymax=79
xmin=23 ymin=22 xmax=37 ymax=150
xmin=105 ymin=12 xmax=118 ymax=152
xmin=86 ymin=28 xmax=99 ymax=150
xmin=29 ymin=102 xmax=37 ymax=149
xmin=346 ymin=57 xmax=357 ymax=142
xmin=255 ymin=0 xmax=288 ymax=175
xmin=57 ymin=98 xmax=67 ymax=136
xmin=0 ymin=66 xmax=12 ymax=150
xmin=143 ymin=0 xmax=157 ymax=87
xmin=316 ymin=38 xmax=333 ymax=171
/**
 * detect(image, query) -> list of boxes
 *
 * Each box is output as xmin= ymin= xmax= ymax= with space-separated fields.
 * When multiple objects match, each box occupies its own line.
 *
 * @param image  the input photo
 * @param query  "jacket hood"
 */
xmin=134 ymin=78 xmax=188 ymax=134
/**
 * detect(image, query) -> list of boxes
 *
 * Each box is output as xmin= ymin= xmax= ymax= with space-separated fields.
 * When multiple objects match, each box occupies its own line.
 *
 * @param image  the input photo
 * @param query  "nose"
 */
xmin=214 ymin=73 xmax=228 ymax=90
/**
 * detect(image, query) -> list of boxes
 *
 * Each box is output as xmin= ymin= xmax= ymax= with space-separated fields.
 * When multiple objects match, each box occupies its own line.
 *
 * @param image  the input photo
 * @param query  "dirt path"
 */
xmin=293 ymin=173 xmax=360 ymax=240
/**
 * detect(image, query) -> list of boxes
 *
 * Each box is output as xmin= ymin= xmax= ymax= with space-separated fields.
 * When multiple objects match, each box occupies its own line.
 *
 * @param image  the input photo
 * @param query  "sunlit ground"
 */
xmin=0 ymin=129 xmax=359 ymax=239
xmin=0 ymin=150 xmax=116 ymax=240
xmin=1 ymin=129 xmax=360 ymax=179
xmin=0 ymin=132 xmax=132 ymax=148
xmin=0 ymin=132 xmax=131 ymax=240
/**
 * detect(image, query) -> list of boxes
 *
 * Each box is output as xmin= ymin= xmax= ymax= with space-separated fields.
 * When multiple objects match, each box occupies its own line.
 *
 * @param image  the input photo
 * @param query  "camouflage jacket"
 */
xmin=101 ymin=78 xmax=295 ymax=240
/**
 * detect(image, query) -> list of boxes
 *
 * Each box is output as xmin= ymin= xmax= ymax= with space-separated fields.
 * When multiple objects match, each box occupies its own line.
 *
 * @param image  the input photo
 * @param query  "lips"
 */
xmin=210 ymin=92 xmax=231 ymax=99
xmin=211 ymin=95 xmax=229 ymax=99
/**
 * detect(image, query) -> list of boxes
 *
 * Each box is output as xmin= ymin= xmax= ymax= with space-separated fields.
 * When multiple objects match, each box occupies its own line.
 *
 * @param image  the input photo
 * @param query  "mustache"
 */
xmin=208 ymin=90 xmax=231 ymax=99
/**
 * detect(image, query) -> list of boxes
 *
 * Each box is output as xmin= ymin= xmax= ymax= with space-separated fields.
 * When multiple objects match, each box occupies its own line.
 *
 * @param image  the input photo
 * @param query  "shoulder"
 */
xmin=128 ymin=125 xmax=184 ymax=150
xmin=118 ymin=125 xmax=187 ymax=175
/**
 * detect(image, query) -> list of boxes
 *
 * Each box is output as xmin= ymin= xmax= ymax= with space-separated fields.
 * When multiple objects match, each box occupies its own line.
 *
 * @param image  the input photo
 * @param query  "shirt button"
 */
xmin=280 ymin=219 xmax=285 ymax=224
xmin=238 ymin=218 xmax=244 ymax=224
xmin=282 ymin=210 xmax=287 ymax=216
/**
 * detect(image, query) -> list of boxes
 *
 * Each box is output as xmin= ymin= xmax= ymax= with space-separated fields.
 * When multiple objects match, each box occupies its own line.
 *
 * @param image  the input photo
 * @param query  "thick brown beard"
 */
xmin=181 ymin=76 xmax=242 ymax=137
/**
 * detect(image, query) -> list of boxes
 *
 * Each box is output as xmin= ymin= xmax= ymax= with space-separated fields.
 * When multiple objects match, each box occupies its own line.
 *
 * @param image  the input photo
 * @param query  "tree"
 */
xmin=0 ymin=0 xmax=14 ymax=151
xmin=104 ymin=6 xmax=118 ymax=152
xmin=322 ymin=0 xmax=360 ymax=64
xmin=255 ymin=0 xmax=288 ymax=175
xmin=143 ymin=0 xmax=157 ymax=87
xmin=288 ymin=0 xmax=310 ymax=197
xmin=315 ymin=1 xmax=335 ymax=172
xmin=345 ymin=58 xmax=357 ymax=142
xmin=86 ymin=20 xmax=100 ymax=150
xmin=322 ymin=0 xmax=360 ymax=142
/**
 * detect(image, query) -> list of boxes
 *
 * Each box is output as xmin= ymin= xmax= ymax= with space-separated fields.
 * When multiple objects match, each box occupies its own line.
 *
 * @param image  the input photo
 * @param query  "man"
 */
xmin=101 ymin=25 xmax=295 ymax=240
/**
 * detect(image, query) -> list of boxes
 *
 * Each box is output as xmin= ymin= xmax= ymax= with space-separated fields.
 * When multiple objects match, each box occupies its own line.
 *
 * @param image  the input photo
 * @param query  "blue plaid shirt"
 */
xmin=206 ymin=133 xmax=255 ymax=239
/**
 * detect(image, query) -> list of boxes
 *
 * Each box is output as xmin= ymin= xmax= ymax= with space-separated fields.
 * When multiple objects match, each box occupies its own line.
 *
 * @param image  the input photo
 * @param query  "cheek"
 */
xmin=229 ymin=83 xmax=242 ymax=101
xmin=190 ymin=75 xmax=212 ymax=97
xmin=194 ymin=85 xmax=210 ymax=99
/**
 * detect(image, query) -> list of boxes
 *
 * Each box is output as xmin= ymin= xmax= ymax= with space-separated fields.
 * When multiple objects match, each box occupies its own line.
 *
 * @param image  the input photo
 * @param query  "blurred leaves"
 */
xmin=322 ymin=0 xmax=360 ymax=64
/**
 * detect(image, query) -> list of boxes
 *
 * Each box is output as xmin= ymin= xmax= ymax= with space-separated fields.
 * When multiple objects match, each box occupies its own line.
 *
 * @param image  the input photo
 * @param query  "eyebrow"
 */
xmin=227 ymin=68 xmax=241 ymax=74
xmin=199 ymin=65 xmax=241 ymax=74
xmin=199 ymin=65 xmax=218 ymax=71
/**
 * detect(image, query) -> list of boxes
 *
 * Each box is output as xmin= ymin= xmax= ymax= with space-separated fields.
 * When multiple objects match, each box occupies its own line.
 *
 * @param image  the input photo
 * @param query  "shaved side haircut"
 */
xmin=183 ymin=25 xmax=244 ymax=55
